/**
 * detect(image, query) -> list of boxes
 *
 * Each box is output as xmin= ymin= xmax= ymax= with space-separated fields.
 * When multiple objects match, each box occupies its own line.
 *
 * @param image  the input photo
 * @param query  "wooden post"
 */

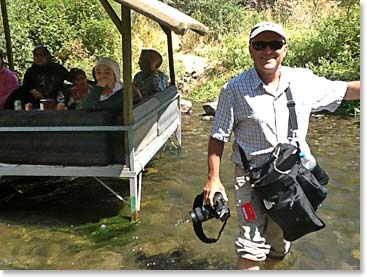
xmin=121 ymin=5 xmax=138 ymax=221
xmin=161 ymin=25 xmax=175 ymax=86
xmin=121 ymin=6 xmax=133 ymax=127
xmin=99 ymin=0 xmax=123 ymax=34
xmin=0 ymin=0 xmax=14 ymax=71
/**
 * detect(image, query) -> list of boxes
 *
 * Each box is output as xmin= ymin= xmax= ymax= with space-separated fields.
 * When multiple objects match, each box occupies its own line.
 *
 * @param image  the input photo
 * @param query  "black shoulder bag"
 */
xmin=238 ymin=86 xmax=328 ymax=241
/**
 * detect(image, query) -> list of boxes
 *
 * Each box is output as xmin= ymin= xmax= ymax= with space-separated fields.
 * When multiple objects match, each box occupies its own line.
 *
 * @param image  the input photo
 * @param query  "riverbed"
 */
xmin=0 ymin=104 xmax=360 ymax=270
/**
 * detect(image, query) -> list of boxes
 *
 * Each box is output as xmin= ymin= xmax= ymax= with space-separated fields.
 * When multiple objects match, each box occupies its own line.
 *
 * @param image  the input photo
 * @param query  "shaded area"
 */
xmin=135 ymin=247 xmax=232 ymax=270
xmin=0 ymin=176 xmax=129 ymax=225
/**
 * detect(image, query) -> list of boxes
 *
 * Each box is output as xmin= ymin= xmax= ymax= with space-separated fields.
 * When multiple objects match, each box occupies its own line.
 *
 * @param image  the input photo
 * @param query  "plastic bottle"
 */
xmin=57 ymin=91 xmax=65 ymax=104
xmin=14 ymin=100 xmax=22 ymax=111
xmin=299 ymin=151 xmax=316 ymax=170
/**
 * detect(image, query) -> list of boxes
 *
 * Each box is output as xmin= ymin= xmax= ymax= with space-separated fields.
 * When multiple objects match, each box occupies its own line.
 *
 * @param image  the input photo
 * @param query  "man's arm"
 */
xmin=343 ymin=81 xmax=360 ymax=100
xmin=203 ymin=137 xmax=228 ymax=206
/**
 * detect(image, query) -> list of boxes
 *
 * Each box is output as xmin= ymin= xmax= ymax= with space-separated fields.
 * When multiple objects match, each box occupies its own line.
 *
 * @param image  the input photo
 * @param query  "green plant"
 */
xmin=0 ymin=0 xmax=120 ymax=79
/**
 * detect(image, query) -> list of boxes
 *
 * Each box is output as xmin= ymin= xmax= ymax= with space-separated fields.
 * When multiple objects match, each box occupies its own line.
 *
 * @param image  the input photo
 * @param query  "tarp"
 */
xmin=113 ymin=0 xmax=209 ymax=35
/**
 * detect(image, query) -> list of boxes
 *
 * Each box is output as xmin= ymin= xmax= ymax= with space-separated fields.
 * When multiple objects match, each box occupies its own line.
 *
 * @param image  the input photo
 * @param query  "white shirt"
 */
xmin=210 ymin=66 xmax=347 ymax=168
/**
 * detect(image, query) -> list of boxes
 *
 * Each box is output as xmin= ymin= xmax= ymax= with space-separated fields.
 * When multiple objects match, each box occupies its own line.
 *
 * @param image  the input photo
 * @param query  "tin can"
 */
xmin=14 ymin=100 xmax=22 ymax=111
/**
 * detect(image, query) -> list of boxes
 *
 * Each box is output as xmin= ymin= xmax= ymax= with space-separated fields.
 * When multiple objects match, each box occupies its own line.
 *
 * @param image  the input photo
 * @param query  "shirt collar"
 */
xmin=250 ymin=66 xmax=291 ymax=97
xmin=249 ymin=67 xmax=263 ymax=90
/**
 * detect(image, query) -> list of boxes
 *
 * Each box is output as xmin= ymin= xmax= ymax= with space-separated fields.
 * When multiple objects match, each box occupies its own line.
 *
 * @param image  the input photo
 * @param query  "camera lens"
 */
xmin=189 ymin=206 xmax=210 ymax=223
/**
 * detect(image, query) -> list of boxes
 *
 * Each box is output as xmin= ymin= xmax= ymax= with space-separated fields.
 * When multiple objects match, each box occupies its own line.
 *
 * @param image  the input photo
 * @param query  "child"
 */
xmin=66 ymin=68 xmax=92 ymax=110
xmin=132 ymin=49 xmax=168 ymax=103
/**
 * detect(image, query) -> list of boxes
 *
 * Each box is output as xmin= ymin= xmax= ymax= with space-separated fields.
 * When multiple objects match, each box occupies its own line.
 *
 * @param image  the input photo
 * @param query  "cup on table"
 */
xmin=40 ymin=99 xmax=56 ymax=110
xmin=25 ymin=103 xmax=33 ymax=111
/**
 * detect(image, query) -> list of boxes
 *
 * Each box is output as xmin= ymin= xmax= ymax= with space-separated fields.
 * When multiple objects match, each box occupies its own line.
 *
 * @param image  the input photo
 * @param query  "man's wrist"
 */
xmin=208 ymin=175 xmax=220 ymax=182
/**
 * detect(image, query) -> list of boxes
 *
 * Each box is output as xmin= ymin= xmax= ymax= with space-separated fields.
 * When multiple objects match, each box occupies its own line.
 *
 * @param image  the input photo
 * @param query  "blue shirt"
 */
xmin=133 ymin=70 xmax=168 ymax=99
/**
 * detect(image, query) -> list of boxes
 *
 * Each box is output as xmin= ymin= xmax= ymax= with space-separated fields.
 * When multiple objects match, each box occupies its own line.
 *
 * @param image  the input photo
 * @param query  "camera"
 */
xmin=189 ymin=192 xmax=230 ymax=224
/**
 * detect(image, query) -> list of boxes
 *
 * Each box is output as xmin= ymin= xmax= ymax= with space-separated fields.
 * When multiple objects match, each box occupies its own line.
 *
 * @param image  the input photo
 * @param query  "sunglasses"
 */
xmin=251 ymin=40 xmax=285 ymax=51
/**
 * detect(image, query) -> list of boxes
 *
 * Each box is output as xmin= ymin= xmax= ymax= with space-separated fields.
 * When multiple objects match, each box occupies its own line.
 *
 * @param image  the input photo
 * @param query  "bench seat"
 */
xmin=0 ymin=110 xmax=124 ymax=166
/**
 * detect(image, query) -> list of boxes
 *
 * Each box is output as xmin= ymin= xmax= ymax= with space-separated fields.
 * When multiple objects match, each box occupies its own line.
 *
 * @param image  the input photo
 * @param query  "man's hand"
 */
xmin=96 ymin=79 xmax=109 ymax=88
xmin=204 ymin=177 xmax=228 ymax=207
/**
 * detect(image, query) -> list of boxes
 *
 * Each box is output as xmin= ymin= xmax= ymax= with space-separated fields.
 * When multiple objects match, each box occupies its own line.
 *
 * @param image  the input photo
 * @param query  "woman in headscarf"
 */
xmin=80 ymin=57 xmax=123 ymax=113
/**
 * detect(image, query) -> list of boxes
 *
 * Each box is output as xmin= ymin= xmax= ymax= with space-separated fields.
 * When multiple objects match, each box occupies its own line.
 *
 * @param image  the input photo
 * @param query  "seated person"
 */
xmin=0 ymin=51 xmax=19 ymax=110
xmin=79 ymin=57 xmax=123 ymax=113
xmin=132 ymin=49 xmax=168 ymax=104
xmin=65 ymin=68 xmax=92 ymax=110
xmin=3 ymin=45 xmax=71 ymax=110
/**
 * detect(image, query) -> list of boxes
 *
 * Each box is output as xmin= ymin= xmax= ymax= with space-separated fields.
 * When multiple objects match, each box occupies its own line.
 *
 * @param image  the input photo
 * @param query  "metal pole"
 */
xmin=0 ymin=0 xmax=14 ymax=71
xmin=93 ymin=177 xmax=128 ymax=203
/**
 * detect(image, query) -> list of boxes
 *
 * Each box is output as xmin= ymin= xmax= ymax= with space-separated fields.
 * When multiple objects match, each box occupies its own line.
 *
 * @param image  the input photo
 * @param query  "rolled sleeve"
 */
xmin=306 ymin=71 xmax=348 ymax=112
xmin=210 ymin=84 xmax=234 ymax=142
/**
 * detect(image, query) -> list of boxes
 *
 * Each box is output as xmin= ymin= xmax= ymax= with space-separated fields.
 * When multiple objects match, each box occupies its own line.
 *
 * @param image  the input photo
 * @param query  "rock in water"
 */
xmin=202 ymin=102 xmax=217 ymax=116
xmin=180 ymin=99 xmax=192 ymax=114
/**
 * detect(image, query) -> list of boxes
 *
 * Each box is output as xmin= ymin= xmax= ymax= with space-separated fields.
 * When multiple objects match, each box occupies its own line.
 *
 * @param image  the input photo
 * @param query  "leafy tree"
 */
xmin=0 ymin=0 xmax=120 ymax=80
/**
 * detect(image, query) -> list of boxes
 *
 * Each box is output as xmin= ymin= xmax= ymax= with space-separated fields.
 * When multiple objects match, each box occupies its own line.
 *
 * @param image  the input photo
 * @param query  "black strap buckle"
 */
xmin=287 ymin=100 xmax=295 ymax=107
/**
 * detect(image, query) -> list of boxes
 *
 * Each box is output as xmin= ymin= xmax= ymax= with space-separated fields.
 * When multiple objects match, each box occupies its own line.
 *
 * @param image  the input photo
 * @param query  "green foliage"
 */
xmin=190 ymin=73 xmax=230 ymax=103
xmin=181 ymin=0 xmax=360 ymax=116
xmin=189 ymin=34 xmax=253 ymax=102
xmin=0 ymin=0 xmax=120 ymax=80
xmin=284 ymin=3 xmax=360 ymax=115
xmin=285 ymin=3 xmax=360 ymax=81
xmin=0 ymin=0 xmax=360 ymax=115
xmin=165 ymin=0 xmax=248 ymax=39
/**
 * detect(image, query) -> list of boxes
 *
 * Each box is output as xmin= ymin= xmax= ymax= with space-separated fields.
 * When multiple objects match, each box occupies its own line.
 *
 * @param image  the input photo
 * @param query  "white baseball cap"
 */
xmin=249 ymin=22 xmax=286 ymax=41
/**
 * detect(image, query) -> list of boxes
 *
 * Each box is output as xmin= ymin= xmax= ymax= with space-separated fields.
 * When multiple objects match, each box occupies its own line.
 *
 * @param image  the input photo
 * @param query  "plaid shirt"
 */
xmin=210 ymin=66 xmax=347 ymax=168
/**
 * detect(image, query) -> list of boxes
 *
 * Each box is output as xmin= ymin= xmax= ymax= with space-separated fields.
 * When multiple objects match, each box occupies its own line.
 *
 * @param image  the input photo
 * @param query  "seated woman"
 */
xmin=3 ymin=45 xmax=71 ymax=110
xmin=0 ymin=51 xmax=19 ymax=110
xmin=132 ymin=49 xmax=168 ymax=104
xmin=79 ymin=57 xmax=123 ymax=113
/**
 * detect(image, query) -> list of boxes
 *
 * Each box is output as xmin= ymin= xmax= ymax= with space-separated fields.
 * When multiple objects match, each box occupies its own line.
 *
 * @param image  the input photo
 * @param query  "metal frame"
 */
xmin=0 ymin=90 xmax=181 ymax=220
xmin=0 ymin=0 xmax=207 ymax=221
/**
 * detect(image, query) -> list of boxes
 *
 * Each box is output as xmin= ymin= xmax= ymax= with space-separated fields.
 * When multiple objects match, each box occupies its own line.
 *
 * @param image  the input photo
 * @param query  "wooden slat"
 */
xmin=113 ymin=0 xmax=208 ymax=35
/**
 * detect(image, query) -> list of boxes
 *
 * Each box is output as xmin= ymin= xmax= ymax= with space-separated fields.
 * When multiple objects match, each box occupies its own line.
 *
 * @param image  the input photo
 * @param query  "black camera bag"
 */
xmin=241 ymin=143 xmax=327 ymax=241
xmin=238 ymin=87 xmax=328 ymax=241
xmin=251 ymin=143 xmax=328 ymax=211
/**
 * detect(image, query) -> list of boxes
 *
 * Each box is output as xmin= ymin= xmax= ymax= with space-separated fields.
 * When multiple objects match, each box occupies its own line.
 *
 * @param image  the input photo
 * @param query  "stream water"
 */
xmin=0 ymin=103 xmax=360 ymax=270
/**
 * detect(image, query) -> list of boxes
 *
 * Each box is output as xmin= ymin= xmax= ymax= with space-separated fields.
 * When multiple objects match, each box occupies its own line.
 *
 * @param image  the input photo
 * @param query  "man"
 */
xmin=203 ymin=22 xmax=360 ymax=270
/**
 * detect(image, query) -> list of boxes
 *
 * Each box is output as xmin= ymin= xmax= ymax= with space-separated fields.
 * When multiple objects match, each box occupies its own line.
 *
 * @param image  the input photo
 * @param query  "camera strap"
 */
xmin=239 ymin=86 xmax=299 ymax=171
xmin=284 ymin=86 xmax=299 ymax=143
xmin=192 ymin=193 xmax=229 ymax=244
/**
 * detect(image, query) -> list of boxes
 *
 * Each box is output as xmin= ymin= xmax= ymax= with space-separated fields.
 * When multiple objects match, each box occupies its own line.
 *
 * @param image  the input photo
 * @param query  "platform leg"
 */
xmin=129 ymin=171 xmax=142 ymax=221
xmin=175 ymin=123 xmax=181 ymax=147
